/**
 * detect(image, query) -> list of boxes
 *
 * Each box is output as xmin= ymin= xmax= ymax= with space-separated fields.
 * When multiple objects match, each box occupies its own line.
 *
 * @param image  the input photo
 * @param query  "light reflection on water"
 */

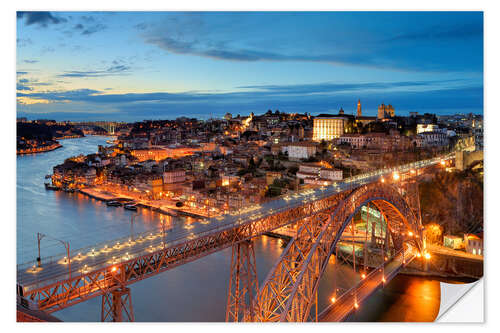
xmin=18 ymin=136 xmax=444 ymax=322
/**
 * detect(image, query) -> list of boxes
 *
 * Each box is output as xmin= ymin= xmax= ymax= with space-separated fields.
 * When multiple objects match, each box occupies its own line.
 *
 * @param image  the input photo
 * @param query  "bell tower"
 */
xmin=357 ymin=99 xmax=362 ymax=117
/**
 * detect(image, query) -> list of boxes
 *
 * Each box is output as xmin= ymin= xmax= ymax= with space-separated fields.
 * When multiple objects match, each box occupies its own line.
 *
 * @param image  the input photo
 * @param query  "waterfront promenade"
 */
xmin=79 ymin=187 xmax=210 ymax=218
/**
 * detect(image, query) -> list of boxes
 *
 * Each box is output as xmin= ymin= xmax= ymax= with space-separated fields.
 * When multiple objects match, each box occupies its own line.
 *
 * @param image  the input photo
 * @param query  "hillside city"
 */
xmin=17 ymin=101 xmax=483 ymax=257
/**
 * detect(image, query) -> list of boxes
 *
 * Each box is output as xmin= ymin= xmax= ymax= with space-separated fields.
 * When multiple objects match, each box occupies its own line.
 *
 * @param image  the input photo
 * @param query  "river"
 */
xmin=17 ymin=136 xmax=444 ymax=322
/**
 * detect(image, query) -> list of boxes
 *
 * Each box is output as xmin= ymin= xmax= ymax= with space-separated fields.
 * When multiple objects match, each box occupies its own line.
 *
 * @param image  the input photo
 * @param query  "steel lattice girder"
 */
xmin=252 ymin=183 xmax=423 ymax=322
xmin=101 ymin=287 xmax=134 ymax=322
xmin=226 ymin=240 xmax=259 ymax=322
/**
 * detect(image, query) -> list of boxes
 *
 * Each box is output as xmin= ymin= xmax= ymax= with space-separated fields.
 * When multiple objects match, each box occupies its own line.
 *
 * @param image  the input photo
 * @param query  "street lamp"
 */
xmin=36 ymin=232 xmax=71 ymax=280
xmin=130 ymin=212 xmax=138 ymax=241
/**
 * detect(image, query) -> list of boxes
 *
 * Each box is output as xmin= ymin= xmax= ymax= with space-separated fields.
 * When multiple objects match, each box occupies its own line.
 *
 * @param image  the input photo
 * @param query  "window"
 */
xmin=473 ymin=249 xmax=476 ymax=255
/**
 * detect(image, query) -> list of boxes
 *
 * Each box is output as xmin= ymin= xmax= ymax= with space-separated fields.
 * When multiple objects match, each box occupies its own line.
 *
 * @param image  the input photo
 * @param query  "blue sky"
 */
xmin=16 ymin=11 xmax=483 ymax=122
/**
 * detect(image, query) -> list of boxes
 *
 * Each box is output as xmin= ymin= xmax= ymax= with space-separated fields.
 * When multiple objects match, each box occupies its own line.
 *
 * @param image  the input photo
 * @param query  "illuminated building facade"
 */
xmin=377 ymin=103 xmax=395 ymax=119
xmin=313 ymin=115 xmax=347 ymax=141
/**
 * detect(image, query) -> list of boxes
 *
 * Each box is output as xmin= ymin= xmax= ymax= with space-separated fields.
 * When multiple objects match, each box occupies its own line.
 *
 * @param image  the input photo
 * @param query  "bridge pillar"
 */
xmin=101 ymin=287 xmax=134 ymax=322
xmin=226 ymin=240 xmax=258 ymax=322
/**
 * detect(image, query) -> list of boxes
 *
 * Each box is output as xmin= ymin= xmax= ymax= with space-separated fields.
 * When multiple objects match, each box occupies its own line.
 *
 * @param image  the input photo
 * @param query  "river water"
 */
xmin=17 ymin=136 xmax=443 ymax=322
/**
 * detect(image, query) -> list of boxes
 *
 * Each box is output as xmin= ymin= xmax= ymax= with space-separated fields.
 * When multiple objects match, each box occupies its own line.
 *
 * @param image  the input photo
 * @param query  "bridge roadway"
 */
xmin=319 ymin=246 xmax=417 ymax=322
xmin=17 ymin=154 xmax=453 ymax=309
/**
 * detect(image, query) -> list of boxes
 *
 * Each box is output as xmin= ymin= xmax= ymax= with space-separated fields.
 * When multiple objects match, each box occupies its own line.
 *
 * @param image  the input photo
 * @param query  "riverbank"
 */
xmin=17 ymin=143 xmax=62 ymax=155
xmin=54 ymin=135 xmax=84 ymax=140
xmin=78 ymin=187 xmax=204 ymax=218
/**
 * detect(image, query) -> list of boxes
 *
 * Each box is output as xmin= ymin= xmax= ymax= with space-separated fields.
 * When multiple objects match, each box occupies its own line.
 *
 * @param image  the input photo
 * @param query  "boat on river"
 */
xmin=106 ymin=200 xmax=122 ymax=207
xmin=124 ymin=204 xmax=138 ymax=211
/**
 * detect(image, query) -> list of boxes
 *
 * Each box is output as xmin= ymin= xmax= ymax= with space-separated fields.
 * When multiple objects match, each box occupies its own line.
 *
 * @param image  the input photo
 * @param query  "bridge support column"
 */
xmin=226 ymin=240 xmax=258 ymax=322
xmin=101 ymin=287 xmax=134 ymax=322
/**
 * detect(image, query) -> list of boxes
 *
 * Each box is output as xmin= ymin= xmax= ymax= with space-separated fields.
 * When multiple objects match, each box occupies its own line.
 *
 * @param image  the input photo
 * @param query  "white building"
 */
xmin=419 ymin=131 xmax=449 ymax=147
xmin=281 ymin=142 xmax=317 ymax=160
xmin=296 ymin=163 xmax=342 ymax=185
xmin=313 ymin=115 xmax=348 ymax=141
xmin=416 ymin=124 xmax=439 ymax=134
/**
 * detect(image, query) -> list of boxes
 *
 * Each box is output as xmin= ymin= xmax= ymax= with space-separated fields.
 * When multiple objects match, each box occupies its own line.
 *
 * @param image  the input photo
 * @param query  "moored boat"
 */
xmin=106 ymin=200 xmax=122 ymax=207
xmin=124 ymin=204 xmax=138 ymax=211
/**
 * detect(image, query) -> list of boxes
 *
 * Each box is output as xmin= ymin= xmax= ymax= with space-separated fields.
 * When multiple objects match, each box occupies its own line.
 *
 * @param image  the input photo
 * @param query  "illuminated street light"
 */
xmin=408 ymin=231 xmax=413 ymax=237
xmin=424 ymin=252 xmax=431 ymax=260
xmin=361 ymin=273 xmax=366 ymax=279
xmin=354 ymin=302 xmax=359 ymax=309
xmin=380 ymin=177 xmax=385 ymax=183
xmin=330 ymin=297 xmax=336 ymax=303
xmin=392 ymin=172 xmax=400 ymax=181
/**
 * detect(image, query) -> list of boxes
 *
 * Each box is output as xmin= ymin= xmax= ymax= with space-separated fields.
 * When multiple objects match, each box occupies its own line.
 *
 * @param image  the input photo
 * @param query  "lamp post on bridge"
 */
xmin=36 ymin=232 xmax=71 ymax=280
xmin=130 ymin=213 xmax=138 ymax=241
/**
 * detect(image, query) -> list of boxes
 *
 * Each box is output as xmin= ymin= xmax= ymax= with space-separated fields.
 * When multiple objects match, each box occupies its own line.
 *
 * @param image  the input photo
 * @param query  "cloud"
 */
xmin=17 ymin=82 xmax=483 ymax=122
xmin=145 ymin=36 xmax=388 ymax=69
xmin=16 ymin=79 xmax=481 ymax=107
xmin=237 ymin=80 xmax=464 ymax=95
xmin=134 ymin=22 xmax=148 ymax=30
xmin=80 ymin=15 xmax=95 ymax=23
xmin=17 ymin=11 xmax=67 ymax=27
xmin=57 ymin=65 xmax=131 ymax=78
xmin=23 ymin=59 xmax=38 ymax=64
xmin=17 ymin=83 xmax=32 ymax=91
xmin=81 ymin=23 xmax=107 ymax=35
xmin=139 ymin=12 xmax=482 ymax=73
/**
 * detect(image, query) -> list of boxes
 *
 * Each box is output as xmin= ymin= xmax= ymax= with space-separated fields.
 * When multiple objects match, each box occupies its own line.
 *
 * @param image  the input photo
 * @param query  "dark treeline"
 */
xmin=17 ymin=122 xmax=84 ymax=141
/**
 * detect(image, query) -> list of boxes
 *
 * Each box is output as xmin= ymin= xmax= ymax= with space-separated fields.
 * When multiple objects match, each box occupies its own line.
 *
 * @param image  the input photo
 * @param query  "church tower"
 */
xmin=357 ymin=99 xmax=362 ymax=117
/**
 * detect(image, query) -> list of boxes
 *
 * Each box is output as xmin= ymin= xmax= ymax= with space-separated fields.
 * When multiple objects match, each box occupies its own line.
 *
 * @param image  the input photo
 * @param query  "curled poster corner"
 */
xmin=436 ymin=278 xmax=483 ymax=322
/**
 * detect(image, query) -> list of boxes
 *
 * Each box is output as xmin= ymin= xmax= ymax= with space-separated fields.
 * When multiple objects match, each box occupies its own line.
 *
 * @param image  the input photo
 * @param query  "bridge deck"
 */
xmin=319 ymin=248 xmax=416 ymax=322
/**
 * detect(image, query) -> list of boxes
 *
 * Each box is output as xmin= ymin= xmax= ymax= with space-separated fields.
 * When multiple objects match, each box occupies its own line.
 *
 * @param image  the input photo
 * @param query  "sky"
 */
xmin=16 ymin=11 xmax=483 ymax=122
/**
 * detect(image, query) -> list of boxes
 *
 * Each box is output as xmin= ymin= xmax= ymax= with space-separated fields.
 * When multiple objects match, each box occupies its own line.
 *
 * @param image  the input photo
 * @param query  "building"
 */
xmin=357 ymin=99 xmax=362 ymax=117
xmin=131 ymin=148 xmax=169 ymax=162
xmin=464 ymin=234 xmax=483 ymax=256
xmin=281 ymin=142 xmax=318 ymax=160
xmin=312 ymin=114 xmax=348 ymax=141
xmin=163 ymin=169 xmax=186 ymax=184
xmin=377 ymin=104 xmax=395 ymax=119
xmin=443 ymin=235 xmax=463 ymax=250
xmin=416 ymin=124 xmax=439 ymax=134
xmin=472 ymin=119 xmax=483 ymax=151
xmin=419 ymin=131 xmax=449 ymax=147
xmin=337 ymin=134 xmax=371 ymax=149
xmin=296 ymin=162 xmax=342 ymax=185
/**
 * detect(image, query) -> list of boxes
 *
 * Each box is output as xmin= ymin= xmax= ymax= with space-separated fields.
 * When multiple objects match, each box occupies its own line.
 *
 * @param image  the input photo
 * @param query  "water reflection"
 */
xmin=344 ymin=275 xmax=441 ymax=322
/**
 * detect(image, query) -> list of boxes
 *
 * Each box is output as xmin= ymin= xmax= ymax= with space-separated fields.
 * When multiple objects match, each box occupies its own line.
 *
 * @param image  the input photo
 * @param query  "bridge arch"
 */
xmin=252 ymin=182 xmax=423 ymax=322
